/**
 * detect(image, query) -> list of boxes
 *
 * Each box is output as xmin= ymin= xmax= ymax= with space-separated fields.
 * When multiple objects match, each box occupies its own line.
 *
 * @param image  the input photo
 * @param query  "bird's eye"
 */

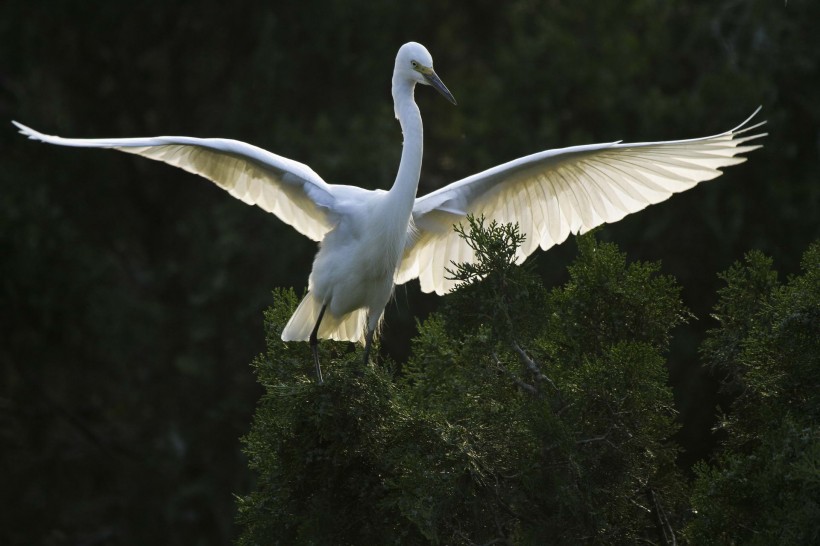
xmin=411 ymin=60 xmax=419 ymax=69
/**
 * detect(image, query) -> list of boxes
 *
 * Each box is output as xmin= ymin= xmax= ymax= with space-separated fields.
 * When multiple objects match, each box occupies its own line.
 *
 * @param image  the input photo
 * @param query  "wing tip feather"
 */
xmin=12 ymin=120 xmax=44 ymax=141
xmin=731 ymin=106 xmax=765 ymax=133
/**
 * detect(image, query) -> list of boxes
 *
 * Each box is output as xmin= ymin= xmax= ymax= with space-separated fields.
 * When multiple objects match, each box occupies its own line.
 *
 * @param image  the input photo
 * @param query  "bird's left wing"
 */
xmin=397 ymin=108 xmax=766 ymax=295
xmin=13 ymin=122 xmax=338 ymax=241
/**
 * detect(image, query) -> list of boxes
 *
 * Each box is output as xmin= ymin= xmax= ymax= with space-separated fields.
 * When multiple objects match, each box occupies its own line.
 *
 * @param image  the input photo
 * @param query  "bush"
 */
xmin=685 ymin=243 xmax=820 ymax=545
xmin=238 ymin=219 xmax=690 ymax=544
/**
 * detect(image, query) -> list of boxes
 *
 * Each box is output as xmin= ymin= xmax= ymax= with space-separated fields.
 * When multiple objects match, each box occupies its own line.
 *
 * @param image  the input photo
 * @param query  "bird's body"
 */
xmin=14 ymin=42 xmax=766 ymax=381
xmin=282 ymin=44 xmax=443 ymax=369
xmin=290 ymin=185 xmax=406 ymax=343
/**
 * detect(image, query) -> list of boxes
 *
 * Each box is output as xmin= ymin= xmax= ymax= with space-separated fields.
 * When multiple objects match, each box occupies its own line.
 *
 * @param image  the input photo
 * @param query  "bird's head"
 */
xmin=395 ymin=42 xmax=457 ymax=105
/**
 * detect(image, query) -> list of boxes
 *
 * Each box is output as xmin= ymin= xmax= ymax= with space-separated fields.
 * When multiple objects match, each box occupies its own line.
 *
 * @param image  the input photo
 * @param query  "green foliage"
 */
xmin=240 ymin=221 xmax=689 ymax=544
xmin=406 ymin=220 xmax=688 ymax=544
xmin=685 ymin=243 xmax=820 ymax=545
xmin=442 ymin=216 xmax=545 ymax=342
xmin=238 ymin=289 xmax=496 ymax=545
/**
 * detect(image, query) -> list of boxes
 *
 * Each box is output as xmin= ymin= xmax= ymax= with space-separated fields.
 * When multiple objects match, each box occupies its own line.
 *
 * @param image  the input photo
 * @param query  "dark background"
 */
xmin=2 ymin=1 xmax=817 ymax=544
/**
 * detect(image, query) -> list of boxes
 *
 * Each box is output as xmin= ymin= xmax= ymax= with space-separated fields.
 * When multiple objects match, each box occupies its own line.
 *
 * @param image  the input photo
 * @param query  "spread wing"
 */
xmin=398 ymin=108 xmax=767 ymax=295
xmin=13 ymin=121 xmax=338 ymax=241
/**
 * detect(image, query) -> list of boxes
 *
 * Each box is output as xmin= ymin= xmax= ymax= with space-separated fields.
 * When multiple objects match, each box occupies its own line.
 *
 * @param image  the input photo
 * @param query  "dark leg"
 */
xmin=362 ymin=329 xmax=375 ymax=366
xmin=310 ymin=305 xmax=327 ymax=384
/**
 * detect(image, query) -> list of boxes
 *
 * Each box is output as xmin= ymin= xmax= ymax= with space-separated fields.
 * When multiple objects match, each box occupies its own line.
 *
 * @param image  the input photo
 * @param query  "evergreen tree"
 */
xmin=685 ymin=244 xmax=820 ymax=545
xmin=238 ymin=218 xmax=689 ymax=544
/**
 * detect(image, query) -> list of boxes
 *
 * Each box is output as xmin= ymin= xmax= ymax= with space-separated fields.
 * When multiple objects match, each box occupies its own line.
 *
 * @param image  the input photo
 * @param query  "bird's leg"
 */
xmin=309 ymin=305 xmax=327 ymax=385
xmin=362 ymin=329 xmax=375 ymax=366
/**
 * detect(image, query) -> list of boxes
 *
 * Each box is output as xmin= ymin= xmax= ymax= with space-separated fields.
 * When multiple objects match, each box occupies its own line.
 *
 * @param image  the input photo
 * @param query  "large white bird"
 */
xmin=15 ymin=42 xmax=765 ymax=383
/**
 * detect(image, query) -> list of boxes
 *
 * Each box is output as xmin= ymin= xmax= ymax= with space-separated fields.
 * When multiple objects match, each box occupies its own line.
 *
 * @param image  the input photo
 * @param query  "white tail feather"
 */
xmin=281 ymin=291 xmax=367 ymax=344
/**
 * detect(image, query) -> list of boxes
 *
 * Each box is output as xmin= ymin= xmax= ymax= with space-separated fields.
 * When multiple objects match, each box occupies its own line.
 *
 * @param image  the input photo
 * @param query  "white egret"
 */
xmin=14 ymin=42 xmax=765 ymax=383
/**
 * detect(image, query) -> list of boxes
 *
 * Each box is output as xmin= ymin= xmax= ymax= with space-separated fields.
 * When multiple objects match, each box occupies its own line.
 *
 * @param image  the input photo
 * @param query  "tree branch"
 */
xmin=511 ymin=341 xmax=558 ymax=391
xmin=493 ymin=352 xmax=538 ymax=395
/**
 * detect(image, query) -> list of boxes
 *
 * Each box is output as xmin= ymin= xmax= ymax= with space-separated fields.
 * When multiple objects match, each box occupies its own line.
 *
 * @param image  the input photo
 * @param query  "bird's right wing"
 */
xmin=397 ymin=108 xmax=766 ymax=295
xmin=13 ymin=122 xmax=338 ymax=241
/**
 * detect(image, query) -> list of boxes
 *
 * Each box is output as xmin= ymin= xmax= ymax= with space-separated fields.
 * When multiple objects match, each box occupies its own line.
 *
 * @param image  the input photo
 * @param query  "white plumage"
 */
xmin=14 ymin=42 xmax=765 ymax=381
xmin=399 ymin=113 xmax=766 ymax=294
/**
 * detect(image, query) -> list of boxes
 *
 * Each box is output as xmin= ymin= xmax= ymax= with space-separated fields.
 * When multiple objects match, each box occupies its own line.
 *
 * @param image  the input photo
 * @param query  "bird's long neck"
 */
xmin=388 ymin=78 xmax=423 ymax=216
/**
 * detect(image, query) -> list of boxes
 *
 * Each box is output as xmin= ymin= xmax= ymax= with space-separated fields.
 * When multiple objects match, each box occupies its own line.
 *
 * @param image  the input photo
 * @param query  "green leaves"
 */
xmin=240 ymin=229 xmax=819 ymax=545
xmin=686 ymin=242 xmax=820 ymax=545
xmin=240 ymin=222 xmax=690 ymax=544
